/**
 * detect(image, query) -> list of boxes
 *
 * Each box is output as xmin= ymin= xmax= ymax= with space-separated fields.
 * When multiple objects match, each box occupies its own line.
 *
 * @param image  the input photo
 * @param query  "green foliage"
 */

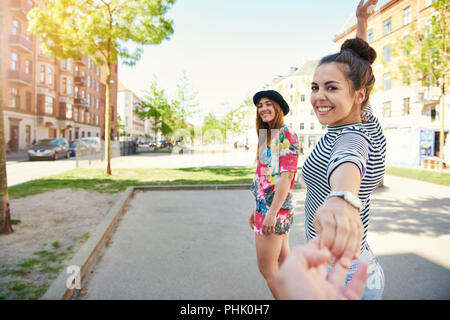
xmin=135 ymin=80 xmax=177 ymax=138
xmin=394 ymin=0 xmax=449 ymax=89
xmin=27 ymin=0 xmax=176 ymax=66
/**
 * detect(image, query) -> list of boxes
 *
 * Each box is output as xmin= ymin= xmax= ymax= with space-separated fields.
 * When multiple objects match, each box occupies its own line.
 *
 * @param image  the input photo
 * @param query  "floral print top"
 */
xmin=251 ymin=124 xmax=299 ymax=214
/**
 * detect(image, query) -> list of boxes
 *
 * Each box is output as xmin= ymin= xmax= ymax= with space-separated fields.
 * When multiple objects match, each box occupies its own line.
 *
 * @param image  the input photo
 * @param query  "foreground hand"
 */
xmin=313 ymin=196 xmax=363 ymax=264
xmin=275 ymin=238 xmax=369 ymax=300
xmin=356 ymin=0 xmax=378 ymax=20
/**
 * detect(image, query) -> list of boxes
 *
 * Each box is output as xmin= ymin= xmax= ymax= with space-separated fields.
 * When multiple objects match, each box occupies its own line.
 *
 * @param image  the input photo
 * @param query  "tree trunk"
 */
xmin=438 ymin=82 xmax=446 ymax=176
xmin=105 ymin=63 xmax=112 ymax=175
xmin=0 ymin=3 xmax=13 ymax=234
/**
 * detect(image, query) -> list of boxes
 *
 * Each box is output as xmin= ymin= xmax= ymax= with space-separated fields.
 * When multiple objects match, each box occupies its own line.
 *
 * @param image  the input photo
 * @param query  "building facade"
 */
xmin=1 ymin=0 xmax=118 ymax=152
xmin=333 ymin=0 xmax=449 ymax=166
xmin=117 ymin=82 xmax=154 ymax=141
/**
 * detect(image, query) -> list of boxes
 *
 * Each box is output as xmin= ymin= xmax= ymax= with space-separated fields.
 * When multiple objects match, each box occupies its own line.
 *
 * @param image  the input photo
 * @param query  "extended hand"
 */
xmin=313 ymin=196 xmax=363 ymax=265
xmin=275 ymin=237 xmax=369 ymax=300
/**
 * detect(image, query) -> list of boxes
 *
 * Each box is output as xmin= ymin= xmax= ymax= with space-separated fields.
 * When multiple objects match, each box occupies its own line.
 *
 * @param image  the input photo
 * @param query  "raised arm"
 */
xmin=356 ymin=0 xmax=378 ymax=41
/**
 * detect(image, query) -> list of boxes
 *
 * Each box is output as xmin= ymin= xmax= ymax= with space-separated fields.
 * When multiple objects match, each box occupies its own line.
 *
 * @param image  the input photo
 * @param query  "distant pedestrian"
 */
xmin=249 ymin=89 xmax=299 ymax=299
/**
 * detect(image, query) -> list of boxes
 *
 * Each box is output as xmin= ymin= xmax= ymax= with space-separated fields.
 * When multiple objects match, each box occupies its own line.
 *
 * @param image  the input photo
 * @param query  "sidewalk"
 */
xmin=6 ymin=151 xmax=28 ymax=163
xmin=51 ymin=174 xmax=450 ymax=300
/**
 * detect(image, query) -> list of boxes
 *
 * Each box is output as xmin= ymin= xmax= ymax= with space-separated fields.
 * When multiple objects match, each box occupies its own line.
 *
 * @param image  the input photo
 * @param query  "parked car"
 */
xmin=81 ymin=137 xmax=101 ymax=152
xmin=68 ymin=139 xmax=90 ymax=157
xmin=28 ymin=138 xmax=70 ymax=161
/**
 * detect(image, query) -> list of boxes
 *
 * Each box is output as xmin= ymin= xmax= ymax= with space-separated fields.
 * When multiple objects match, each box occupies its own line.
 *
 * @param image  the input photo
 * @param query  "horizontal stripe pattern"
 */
xmin=302 ymin=106 xmax=386 ymax=247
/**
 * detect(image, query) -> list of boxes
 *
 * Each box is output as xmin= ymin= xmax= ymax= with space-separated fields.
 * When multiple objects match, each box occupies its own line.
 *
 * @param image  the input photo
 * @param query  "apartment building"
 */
xmin=268 ymin=60 xmax=325 ymax=157
xmin=117 ymin=82 xmax=154 ymax=140
xmin=333 ymin=0 xmax=449 ymax=166
xmin=1 ymin=0 xmax=118 ymax=152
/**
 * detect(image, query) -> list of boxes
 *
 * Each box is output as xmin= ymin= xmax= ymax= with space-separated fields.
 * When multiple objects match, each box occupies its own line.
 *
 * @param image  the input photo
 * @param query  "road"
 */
xmin=6 ymin=149 xmax=257 ymax=187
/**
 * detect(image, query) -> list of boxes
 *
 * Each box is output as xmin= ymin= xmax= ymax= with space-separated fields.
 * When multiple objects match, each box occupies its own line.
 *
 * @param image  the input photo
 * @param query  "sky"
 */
xmin=118 ymin=0 xmax=361 ymax=125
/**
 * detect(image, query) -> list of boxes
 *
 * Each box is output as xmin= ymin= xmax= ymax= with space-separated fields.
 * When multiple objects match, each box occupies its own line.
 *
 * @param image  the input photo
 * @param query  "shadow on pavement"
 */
xmin=379 ymin=253 xmax=450 ymax=299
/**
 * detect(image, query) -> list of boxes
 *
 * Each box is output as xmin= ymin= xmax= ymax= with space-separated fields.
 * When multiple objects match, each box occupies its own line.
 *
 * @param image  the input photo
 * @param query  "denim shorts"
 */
xmin=328 ymin=243 xmax=385 ymax=300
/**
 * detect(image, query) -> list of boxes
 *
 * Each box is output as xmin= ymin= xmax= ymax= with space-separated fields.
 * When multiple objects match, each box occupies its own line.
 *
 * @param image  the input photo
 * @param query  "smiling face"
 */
xmin=310 ymin=62 xmax=366 ymax=126
xmin=257 ymin=97 xmax=277 ymax=123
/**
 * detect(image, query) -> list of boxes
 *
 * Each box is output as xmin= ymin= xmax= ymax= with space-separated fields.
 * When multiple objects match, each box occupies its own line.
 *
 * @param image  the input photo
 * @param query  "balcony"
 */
xmin=10 ymin=0 xmax=33 ymax=18
xmin=74 ymin=76 xmax=86 ymax=86
xmin=9 ymin=34 xmax=32 ymax=53
xmin=74 ymin=98 xmax=88 ymax=108
xmin=8 ymin=69 xmax=32 ymax=86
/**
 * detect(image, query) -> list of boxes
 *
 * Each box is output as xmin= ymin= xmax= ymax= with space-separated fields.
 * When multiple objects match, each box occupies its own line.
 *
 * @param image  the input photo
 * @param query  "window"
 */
xmin=87 ymin=93 xmax=90 ymax=107
xmin=403 ymin=98 xmax=410 ymax=116
xmin=383 ymin=101 xmax=392 ymax=118
xmin=66 ymin=103 xmax=73 ymax=119
xmin=11 ymin=20 xmax=20 ymax=35
xmin=96 ymin=97 xmax=99 ymax=109
xmin=367 ymin=29 xmax=373 ymax=43
xmin=25 ymin=60 xmax=31 ymax=74
xmin=308 ymin=136 xmax=316 ymax=148
xmin=74 ymin=108 xmax=79 ymax=121
xmin=300 ymin=94 xmax=305 ymax=102
xmin=403 ymin=7 xmax=411 ymax=25
xmin=96 ymin=115 xmax=99 ymax=125
xmin=10 ymin=53 xmax=19 ymax=71
xmin=67 ymin=59 xmax=72 ymax=71
xmin=67 ymin=78 xmax=72 ymax=95
xmin=40 ymin=65 xmax=45 ymax=83
xmin=10 ymin=88 xmax=19 ymax=108
xmin=87 ymin=112 xmax=90 ymax=124
xmin=46 ymin=67 xmax=53 ymax=86
xmin=74 ymin=86 xmax=79 ymax=98
xmin=75 ymin=65 xmax=79 ymax=76
xmin=383 ymin=44 xmax=392 ymax=62
xmin=88 ymin=75 xmax=91 ymax=88
xmin=310 ymin=123 xmax=315 ymax=130
xmin=383 ymin=18 xmax=392 ymax=35
xmin=81 ymin=109 xmax=85 ymax=123
xmin=45 ymin=96 xmax=53 ymax=114
xmin=383 ymin=73 xmax=392 ymax=91
xmin=300 ymin=122 xmax=304 ymax=130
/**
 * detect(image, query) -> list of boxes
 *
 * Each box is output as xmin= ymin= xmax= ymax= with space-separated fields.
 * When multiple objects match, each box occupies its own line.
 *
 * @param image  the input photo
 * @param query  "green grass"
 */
xmin=8 ymin=167 xmax=255 ymax=199
xmin=386 ymin=166 xmax=450 ymax=186
xmin=0 ymin=232 xmax=90 ymax=300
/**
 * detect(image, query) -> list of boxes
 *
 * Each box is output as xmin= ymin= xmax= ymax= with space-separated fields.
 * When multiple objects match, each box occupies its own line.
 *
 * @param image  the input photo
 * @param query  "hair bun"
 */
xmin=340 ymin=37 xmax=377 ymax=65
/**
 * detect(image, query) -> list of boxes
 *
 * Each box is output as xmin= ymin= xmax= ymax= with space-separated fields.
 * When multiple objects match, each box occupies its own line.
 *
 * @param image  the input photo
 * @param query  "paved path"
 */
xmin=78 ymin=175 xmax=450 ymax=300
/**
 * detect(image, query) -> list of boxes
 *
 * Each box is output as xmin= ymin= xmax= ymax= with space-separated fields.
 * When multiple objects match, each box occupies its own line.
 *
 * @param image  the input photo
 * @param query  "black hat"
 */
xmin=253 ymin=90 xmax=290 ymax=115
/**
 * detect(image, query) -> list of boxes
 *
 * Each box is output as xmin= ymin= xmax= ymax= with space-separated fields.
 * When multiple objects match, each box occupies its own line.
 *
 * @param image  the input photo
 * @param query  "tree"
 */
xmin=0 ymin=3 xmax=13 ymax=234
xmin=135 ymin=80 xmax=176 ymax=141
xmin=395 ymin=0 xmax=449 ymax=175
xmin=28 ymin=0 xmax=175 ymax=175
xmin=174 ymin=71 xmax=199 ymax=129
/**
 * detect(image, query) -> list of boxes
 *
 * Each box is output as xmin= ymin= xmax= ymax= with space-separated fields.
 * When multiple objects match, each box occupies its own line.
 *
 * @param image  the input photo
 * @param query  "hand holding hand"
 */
xmin=274 ymin=237 xmax=369 ymax=300
xmin=313 ymin=196 xmax=364 ymax=266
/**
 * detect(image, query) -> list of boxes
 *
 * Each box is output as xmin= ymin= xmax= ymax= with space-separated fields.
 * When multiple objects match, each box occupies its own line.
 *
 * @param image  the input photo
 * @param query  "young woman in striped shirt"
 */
xmin=300 ymin=0 xmax=385 ymax=299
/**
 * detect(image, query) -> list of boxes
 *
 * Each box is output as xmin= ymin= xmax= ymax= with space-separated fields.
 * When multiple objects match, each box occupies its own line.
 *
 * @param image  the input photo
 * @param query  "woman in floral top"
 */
xmin=249 ymin=90 xmax=299 ymax=298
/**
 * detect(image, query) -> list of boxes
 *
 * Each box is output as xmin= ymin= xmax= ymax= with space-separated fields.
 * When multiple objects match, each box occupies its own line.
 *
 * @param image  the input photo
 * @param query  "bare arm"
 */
xmin=262 ymin=171 xmax=295 ymax=234
xmin=356 ymin=0 xmax=378 ymax=41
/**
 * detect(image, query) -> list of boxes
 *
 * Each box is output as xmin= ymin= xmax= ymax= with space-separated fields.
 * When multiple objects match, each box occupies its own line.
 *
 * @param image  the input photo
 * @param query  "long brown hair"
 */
xmin=256 ymin=100 xmax=284 ymax=160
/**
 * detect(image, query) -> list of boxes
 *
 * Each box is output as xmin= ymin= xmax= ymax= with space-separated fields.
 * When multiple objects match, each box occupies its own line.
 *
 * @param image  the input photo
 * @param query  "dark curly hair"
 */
xmin=318 ymin=37 xmax=377 ymax=110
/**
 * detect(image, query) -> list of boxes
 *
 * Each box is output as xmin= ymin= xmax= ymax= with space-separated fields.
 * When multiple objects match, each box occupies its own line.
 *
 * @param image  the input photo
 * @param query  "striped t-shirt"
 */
xmin=301 ymin=106 xmax=386 ymax=246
